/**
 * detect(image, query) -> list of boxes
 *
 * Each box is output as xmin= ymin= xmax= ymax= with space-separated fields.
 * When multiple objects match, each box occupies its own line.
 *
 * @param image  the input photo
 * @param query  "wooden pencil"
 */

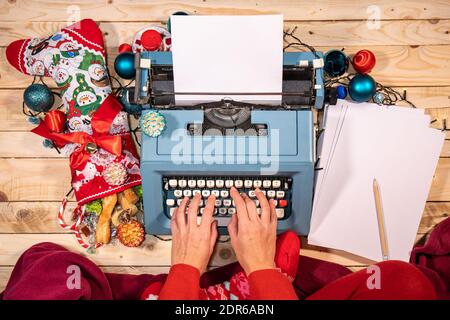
xmin=373 ymin=178 xmax=390 ymax=261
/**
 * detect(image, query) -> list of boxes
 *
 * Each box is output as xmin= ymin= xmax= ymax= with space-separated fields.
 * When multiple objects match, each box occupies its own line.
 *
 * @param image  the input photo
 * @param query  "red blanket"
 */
xmin=0 ymin=243 xmax=349 ymax=300
xmin=2 ymin=217 xmax=449 ymax=300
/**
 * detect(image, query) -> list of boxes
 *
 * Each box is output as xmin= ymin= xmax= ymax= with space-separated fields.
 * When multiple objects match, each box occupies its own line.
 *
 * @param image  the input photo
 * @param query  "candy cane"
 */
xmin=57 ymin=197 xmax=102 ymax=249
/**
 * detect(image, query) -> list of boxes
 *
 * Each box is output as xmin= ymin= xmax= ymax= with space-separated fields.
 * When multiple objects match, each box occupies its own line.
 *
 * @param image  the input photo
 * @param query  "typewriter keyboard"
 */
xmin=162 ymin=176 xmax=293 ymax=227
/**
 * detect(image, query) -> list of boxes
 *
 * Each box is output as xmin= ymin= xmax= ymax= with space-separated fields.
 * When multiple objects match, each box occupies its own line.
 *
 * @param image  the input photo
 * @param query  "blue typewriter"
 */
xmin=131 ymin=51 xmax=335 ymax=235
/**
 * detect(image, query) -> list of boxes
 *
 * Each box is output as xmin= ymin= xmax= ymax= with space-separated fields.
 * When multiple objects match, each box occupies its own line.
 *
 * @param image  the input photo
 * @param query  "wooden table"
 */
xmin=0 ymin=0 xmax=449 ymax=291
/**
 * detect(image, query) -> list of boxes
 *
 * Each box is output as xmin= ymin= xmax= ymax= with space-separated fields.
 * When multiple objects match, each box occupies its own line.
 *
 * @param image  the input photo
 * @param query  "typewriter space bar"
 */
xmin=197 ymin=216 xmax=231 ymax=227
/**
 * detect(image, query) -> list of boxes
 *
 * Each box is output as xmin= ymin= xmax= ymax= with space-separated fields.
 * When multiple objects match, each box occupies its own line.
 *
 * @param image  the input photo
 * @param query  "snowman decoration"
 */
xmin=58 ymin=41 xmax=84 ymax=70
xmin=88 ymin=63 xmax=109 ymax=88
xmin=72 ymin=73 xmax=102 ymax=116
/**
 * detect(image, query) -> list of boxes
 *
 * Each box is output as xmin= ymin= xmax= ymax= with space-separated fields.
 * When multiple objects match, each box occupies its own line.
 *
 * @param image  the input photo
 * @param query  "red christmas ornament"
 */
xmin=141 ymin=30 xmax=163 ymax=51
xmin=44 ymin=109 xmax=66 ymax=133
xmin=118 ymin=43 xmax=132 ymax=53
xmin=352 ymin=49 xmax=376 ymax=74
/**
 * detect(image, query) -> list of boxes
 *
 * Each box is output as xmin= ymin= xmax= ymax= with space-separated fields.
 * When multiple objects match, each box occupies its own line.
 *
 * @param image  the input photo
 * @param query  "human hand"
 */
xmin=171 ymin=193 xmax=218 ymax=274
xmin=228 ymin=187 xmax=278 ymax=275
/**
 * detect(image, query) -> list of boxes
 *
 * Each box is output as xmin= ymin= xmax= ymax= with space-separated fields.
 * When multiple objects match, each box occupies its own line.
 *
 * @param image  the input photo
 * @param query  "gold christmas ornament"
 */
xmin=117 ymin=220 xmax=145 ymax=247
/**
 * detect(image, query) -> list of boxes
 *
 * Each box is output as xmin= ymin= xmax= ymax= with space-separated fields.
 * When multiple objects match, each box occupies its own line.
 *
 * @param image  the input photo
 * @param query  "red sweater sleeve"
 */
xmin=248 ymin=269 xmax=298 ymax=300
xmin=158 ymin=264 xmax=200 ymax=300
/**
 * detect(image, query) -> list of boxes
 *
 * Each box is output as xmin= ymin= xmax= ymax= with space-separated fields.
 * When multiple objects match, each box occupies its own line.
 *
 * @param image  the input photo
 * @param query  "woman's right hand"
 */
xmin=227 ymin=187 xmax=278 ymax=275
xmin=170 ymin=193 xmax=218 ymax=274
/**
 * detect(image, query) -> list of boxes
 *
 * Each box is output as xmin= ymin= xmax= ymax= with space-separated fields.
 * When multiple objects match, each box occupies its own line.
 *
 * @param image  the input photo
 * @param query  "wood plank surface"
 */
xmin=0 ymin=232 xmax=376 ymax=267
xmin=0 ymin=200 xmax=445 ymax=234
xmin=0 ymin=87 xmax=448 ymax=133
xmin=0 ymin=234 xmax=236 ymax=267
xmin=2 ymin=45 xmax=450 ymax=89
xmin=1 ymin=0 xmax=449 ymax=22
xmin=1 ymin=19 xmax=449 ymax=48
xmin=1 ymin=157 xmax=450 ymax=201
xmin=3 ymin=129 xmax=450 ymax=158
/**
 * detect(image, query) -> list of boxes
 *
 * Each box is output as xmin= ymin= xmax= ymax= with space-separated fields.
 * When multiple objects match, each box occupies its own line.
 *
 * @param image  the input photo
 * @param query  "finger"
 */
xmin=227 ymin=213 xmax=238 ymax=242
xmin=200 ymin=195 xmax=216 ymax=230
xmin=175 ymin=196 xmax=189 ymax=228
xmin=255 ymin=188 xmax=270 ymax=225
xmin=209 ymin=220 xmax=218 ymax=252
xmin=187 ymin=193 xmax=201 ymax=227
xmin=170 ymin=216 xmax=179 ymax=234
xmin=230 ymin=187 xmax=249 ymax=222
xmin=269 ymin=199 xmax=278 ymax=228
xmin=242 ymin=193 xmax=258 ymax=221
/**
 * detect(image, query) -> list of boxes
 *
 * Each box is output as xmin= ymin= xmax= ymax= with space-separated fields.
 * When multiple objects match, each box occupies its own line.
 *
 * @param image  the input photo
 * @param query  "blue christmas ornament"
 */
xmin=114 ymin=52 xmax=136 ymax=79
xmin=373 ymin=92 xmax=386 ymax=105
xmin=324 ymin=50 xmax=349 ymax=77
xmin=167 ymin=11 xmax=189 ymax=33
xmin=348 ymin=74 xmax=376 ymax=102
xmin=336 ymin=85 xmax=347 ymax=99
xmin=23 ymin=83 xmax=54 ymax=113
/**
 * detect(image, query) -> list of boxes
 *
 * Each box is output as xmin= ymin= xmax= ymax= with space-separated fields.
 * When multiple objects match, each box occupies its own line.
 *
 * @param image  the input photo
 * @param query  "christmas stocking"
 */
xmin=6 ymin=19 xmax=141 ymax=245
xmin=140 ymin=231 xmax=301 ymax=300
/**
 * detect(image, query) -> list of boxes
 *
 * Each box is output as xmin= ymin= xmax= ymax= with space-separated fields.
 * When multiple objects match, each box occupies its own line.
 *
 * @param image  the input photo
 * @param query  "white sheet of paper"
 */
xmin=310 ymin=101 xmax=444 ymax=262
xmin=170 ymin=15 xmax=283 ymax=104
xmin=313 ymin=101 xmax=428 ymax=216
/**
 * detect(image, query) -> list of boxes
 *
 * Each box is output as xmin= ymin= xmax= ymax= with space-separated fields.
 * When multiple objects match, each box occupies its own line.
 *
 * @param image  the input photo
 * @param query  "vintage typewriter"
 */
xmin=132 ymin=51 xmax=334 ymax=235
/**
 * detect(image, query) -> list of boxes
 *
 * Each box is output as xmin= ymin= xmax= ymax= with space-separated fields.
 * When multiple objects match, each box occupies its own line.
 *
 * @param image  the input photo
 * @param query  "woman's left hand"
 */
xmin=170 ymin=193 xmax=218 ymax=274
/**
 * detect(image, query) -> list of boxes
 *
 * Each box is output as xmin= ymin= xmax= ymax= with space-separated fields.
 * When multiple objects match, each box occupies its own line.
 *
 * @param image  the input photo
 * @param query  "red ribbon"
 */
xmin=32 ymin=95 xmax=123 ymax=170
xmin=44 ymin=110 xmax=66 ymax=133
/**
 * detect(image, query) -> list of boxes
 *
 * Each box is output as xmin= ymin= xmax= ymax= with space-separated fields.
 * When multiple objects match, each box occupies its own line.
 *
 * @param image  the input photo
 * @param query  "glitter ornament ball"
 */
xmin=373 ymin=92 xmax=386 ymax=105
xmin=141 ymin=111 xmax=166 ymax=137
xmin=103 ymin=162 xmax=128 ymax=186
xmin=114 ymin=52 xmax=136 ymax=79
xmin=352 ymin=49 xmax=376 ymax=74
xmin=348 ymin=74 xmax=376 ymax=102
xmin=336 ymin=85 xmax=347 ymax=99
xmin=23 ymin=83 xmax=54 ymax=113
xmin=324 ymin=50 xmax=349 ymax=77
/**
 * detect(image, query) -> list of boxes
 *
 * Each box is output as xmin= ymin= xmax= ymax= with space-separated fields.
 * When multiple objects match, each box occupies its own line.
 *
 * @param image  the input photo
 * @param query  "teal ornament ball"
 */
xmin=23 ymin=83 xmax=54 ymax=113
xmin=373 ymin=92 xmax=386 ymax=105
xmin=141 ymin=111 xmax=166 ymax=137
xmin=167 ymin=11 xmax=189 ymax=33
xmin=348 ymin=74 xmax=376 ymax=102
xmin=114 ymin=52 xmax=136 ymax=79
xmin=324 ymin=50 xmax=349 ymax=77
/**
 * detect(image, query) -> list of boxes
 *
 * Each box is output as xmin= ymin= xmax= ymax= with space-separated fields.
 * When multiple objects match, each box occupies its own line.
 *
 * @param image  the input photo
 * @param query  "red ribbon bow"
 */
xmin=32 ymin=95 xmax=123 ymax=170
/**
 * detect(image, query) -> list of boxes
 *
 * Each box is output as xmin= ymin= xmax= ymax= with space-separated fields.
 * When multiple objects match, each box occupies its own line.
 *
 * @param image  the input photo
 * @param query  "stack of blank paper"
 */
xmin=310 ymin=100 xmax=444 ymax=262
